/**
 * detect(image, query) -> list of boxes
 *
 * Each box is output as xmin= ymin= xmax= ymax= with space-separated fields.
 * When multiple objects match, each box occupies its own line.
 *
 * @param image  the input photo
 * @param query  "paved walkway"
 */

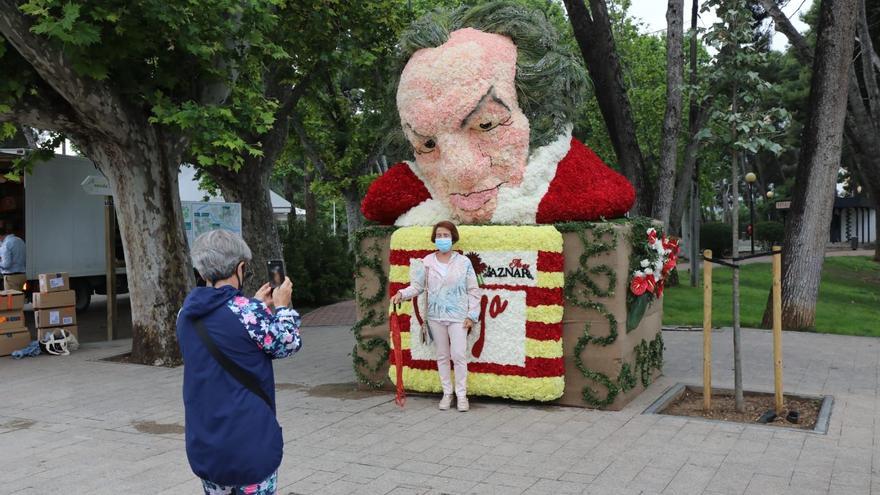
xmin=300 ymin=300 xmax=357 ymax=327
xmin=1 ymin=326 xmax=878 ymax=495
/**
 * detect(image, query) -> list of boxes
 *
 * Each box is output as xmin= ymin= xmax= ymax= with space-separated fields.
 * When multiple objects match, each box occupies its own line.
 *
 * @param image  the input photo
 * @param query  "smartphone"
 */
xmin=267 ymin=260 xmax=286 ymax=288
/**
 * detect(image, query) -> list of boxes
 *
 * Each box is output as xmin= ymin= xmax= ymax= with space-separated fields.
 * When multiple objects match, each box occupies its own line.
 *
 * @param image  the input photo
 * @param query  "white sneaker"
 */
xmin=439 ymin=394 xmax=453 ymax=410
xmin=457 ymin=396 xmax=469 ymax=412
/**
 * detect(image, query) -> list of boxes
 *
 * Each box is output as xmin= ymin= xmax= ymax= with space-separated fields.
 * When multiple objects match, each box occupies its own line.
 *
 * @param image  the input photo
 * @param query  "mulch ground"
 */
xmin=662 ymin=388 xmax=822 ymax=430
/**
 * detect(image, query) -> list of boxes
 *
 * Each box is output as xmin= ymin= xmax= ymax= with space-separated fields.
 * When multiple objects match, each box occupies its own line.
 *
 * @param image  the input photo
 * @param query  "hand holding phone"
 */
xmin=267 ymin=260 xmax=286 ymax=289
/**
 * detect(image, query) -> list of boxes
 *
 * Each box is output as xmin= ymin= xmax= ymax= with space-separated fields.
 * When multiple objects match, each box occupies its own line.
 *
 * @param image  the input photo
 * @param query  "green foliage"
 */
xmin=754 ymin=221 xmax=784 ymax=245
xmin=700 ymin=222 xmax=733 ymax=257
xmin=281 ymin=221 xmax=353 ymax=307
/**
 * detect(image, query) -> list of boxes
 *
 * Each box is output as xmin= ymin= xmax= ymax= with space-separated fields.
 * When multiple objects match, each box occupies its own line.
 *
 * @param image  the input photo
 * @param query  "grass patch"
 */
xmin=663 ymin=256 xmax=880 ymax=336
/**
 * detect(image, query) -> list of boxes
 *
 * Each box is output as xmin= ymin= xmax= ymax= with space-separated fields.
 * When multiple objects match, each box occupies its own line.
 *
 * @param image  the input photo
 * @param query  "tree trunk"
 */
xmin=730 ymin=83 xmax=744 ymax=412
xmin=342 ymin=185 xmax=363 ymax=249
xmin=212 ymin=160 xmax=282 ymax=296
xmin=778 ymin=0 xmax=859 ymax=330
xmin=304 ymin=168 xmax=318 ymax=227
xmin=762 ymin=0 xmax=880 ymax=267
xmin=564 ymin=0 xmax=650 ymax=215
xmin=654 ymin=0 xmax=685 ymax=227
xmin=81 ymin=131 xmax=193 ymax=366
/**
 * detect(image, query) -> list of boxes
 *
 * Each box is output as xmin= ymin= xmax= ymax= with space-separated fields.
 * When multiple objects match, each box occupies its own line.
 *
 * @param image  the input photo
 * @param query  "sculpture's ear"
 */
xmin=362 ymin=163 xmax=432 ymax=225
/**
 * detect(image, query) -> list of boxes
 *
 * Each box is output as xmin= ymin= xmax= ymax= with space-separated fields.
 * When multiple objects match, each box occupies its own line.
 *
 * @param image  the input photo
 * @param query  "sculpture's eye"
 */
xmin=416 ymin=138 xmax=437 ymax=154
xmin=479 ymin=122 xmax=495 ymax=131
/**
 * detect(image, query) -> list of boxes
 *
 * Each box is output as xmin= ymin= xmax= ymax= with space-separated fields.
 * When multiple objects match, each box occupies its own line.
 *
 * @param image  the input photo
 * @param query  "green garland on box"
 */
xmin=634 ymin=332 xmax=664 ymax=387
xmin=556 ymin=221 xmax=625 ymax=407
xmin=557 ymin=219 xmax=665 ymax=408
xmin=351 ymin=225 xmax=397 ymax=388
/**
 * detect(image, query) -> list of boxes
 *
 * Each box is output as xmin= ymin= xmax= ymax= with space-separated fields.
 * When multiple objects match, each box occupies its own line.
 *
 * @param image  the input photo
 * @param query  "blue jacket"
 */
xmin=176 ymin=285 xmax=301 ymax=486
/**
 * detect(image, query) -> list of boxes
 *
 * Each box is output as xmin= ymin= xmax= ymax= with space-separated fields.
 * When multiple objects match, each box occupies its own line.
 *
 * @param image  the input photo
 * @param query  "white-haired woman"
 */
xmin=177 ymin=230 xmax=301 ymax=495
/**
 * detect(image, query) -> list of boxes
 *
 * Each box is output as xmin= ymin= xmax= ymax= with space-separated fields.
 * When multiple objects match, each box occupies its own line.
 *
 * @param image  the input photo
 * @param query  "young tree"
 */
xmin=0 ymin=0 xmax=280 ymax=365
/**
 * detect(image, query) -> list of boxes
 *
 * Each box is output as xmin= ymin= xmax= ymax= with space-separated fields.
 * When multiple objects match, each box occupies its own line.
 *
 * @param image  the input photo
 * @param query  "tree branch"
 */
xmin=759 ymin=0 xmax=812 ymax=64
xmin=855 ymin=0 xmax=880 ymax=120
xmin=0 ymin=87 xmax=83 ymax=137
xmin=0 ymin=0 xmax=133 ymax=141
xmin=290 ymin=109 xmax=330 ymax=179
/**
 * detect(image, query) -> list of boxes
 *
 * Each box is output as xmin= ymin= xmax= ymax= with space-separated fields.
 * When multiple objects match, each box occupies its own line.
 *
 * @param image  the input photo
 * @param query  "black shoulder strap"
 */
xmin=192 ymin=318 xmax=273 ymax=409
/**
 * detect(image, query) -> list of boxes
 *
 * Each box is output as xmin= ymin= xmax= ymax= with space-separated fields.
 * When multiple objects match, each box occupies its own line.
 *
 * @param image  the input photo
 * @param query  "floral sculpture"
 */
xmin=360 ymin=4 xmax=635 ymax=226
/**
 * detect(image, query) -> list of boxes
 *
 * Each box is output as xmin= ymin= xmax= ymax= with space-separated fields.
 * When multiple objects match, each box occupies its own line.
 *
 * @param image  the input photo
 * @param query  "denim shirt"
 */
xmin=0 ymin=235 xmax=26 ymax=274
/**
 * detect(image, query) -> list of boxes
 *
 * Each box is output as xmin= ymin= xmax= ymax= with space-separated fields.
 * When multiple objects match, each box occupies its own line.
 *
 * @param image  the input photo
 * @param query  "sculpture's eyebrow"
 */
xmin=404 ymin=122 xmax=432 ymax=139
xmin=460 ymin=86 xmax=511 ymax=129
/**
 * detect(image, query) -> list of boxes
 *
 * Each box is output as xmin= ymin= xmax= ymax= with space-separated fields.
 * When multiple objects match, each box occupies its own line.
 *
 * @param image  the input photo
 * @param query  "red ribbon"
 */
xmin=389 ymin=305 xmax=406 ymax=408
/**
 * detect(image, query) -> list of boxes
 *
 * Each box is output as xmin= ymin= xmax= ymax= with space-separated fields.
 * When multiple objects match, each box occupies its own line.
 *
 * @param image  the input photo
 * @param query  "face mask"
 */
xmin=435 ymin=238 xmax=453 ymax=253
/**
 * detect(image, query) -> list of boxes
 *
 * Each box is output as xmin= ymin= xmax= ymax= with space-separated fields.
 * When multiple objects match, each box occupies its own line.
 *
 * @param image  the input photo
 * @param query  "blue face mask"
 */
xmin=435 ymin=238 xmax=453 ymax=253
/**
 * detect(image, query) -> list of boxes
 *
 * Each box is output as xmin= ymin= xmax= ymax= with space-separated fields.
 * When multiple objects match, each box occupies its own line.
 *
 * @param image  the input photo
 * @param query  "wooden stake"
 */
xmin=703 ymin=249 xmax=713 ymax=411
xmin=772 ymin=245 xmax=783 ymax=414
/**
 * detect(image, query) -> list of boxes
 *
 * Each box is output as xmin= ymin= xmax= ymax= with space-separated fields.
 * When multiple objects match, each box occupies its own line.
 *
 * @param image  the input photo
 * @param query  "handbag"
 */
xmin=192 ymin=318 xmax=273 ymax=410
xmin=417 ymin=265 xmax=433 ymax=345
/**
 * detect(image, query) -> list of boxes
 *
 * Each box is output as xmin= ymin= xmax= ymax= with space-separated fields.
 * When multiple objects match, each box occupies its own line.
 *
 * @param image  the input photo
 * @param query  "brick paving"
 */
xmin=0 ymin=326 xmax=878 ymax=494
xmin=300 ymin=300 xmax=357 ymax=327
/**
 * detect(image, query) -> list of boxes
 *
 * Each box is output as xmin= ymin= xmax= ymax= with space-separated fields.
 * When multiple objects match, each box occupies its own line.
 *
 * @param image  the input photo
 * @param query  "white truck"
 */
xmin=1 ymin=152 xmax=250 ymax=312
xmin=0 ymin=153 xmax=127 ymax=311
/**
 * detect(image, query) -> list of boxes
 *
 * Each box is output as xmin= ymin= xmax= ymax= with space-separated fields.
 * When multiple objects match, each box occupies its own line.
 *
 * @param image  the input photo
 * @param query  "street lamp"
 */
xmin=745 ymin=172 xmax=757 ymax=254
xmin=766 ymin=191 xmax=774 ymax=221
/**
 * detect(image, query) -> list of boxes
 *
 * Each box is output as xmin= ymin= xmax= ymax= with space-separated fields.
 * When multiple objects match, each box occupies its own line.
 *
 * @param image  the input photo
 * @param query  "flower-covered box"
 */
xmin=353 ymin=219 xmax=666 ymax=410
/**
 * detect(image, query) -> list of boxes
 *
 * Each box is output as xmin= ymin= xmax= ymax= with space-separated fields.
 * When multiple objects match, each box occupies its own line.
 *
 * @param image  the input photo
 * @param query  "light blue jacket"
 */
xmin=0 ymin=234 xmax=25 ymax=274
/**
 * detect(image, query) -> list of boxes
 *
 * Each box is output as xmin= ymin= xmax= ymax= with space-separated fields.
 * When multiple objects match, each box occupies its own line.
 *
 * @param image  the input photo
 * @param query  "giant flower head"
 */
xmin=361 ymin=2 xmax=635 ymax=226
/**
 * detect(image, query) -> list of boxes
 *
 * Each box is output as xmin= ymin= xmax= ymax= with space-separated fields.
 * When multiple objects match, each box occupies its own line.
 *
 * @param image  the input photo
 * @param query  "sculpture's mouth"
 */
xmin=449 ymin=183 xmax=504 ymax=212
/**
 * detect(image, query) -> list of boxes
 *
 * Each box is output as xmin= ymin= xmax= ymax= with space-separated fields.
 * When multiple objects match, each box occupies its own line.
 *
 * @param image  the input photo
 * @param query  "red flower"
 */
xmin=662 ymin=236 xmax=680 ymax=256
xmin=361 ymin=163 xmax=431 ymax=225
xmin=647 ymin=228 xmax=658 ymax=245
xmin=630 ymin=275 xmax=656 ymax=296
xmin=662 ymin=257 xmax=677 ymax=277
xmin=655 ymin=280 xmax=665 ymax=298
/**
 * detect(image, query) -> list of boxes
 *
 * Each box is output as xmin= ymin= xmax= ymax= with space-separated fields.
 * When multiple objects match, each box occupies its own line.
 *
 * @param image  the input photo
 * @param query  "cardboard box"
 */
xmin=0 ymin=328 xmax=30 ymax=357
xmin=0 ymin=290 xmax=25 ymax=311
xmin=32 ymin=290 xmax=75 ymax=309
xmin=36 ymin=326 xmax=78 ymax=343
xmin=34 ymin=306 xmax=76 ymax=329
xmin=38 ymin=273 xmax=70 ymax=293
xmin=0 ymin=310 xmax=26 ymax=331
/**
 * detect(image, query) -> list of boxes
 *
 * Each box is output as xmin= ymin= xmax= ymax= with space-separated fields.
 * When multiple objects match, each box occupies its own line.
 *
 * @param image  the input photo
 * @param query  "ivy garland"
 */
xmin=634 ymin=333 xmax=665 ymax=387
xmin=556 ymin=221 xmax=625 ymax=407
xmin=351 ymin=225 xmax=397 ymax=388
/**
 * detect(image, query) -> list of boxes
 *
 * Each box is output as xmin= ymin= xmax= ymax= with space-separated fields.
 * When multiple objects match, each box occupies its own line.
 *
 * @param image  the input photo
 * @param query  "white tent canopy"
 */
xmin=178 ymin=164 xmax=303 ymax=216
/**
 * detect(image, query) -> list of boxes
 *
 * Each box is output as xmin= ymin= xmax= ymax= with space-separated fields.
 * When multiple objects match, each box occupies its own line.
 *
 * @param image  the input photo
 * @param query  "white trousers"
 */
xmin=429 ymin=320 xmax=468 ymax=397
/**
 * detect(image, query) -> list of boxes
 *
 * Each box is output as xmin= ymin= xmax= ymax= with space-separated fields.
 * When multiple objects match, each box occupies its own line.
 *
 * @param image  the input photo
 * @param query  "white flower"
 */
xmin=653 ymin=271 xmax=662 ymax=282
xmin=634 ymin=270 xmax=644 ymax=278
xmin=645 ymin=268 xmax=654 ymax=275
xmin=654 ymin=260 xmax=664 ymax=274
xmin=640 ymin=259 xmax=650 ymax=268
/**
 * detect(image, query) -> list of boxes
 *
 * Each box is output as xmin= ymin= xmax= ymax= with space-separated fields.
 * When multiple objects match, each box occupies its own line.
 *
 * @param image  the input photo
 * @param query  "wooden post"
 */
xmin=772 ymin=245 xmax=783 ymax=414
xmin=703 ymin=249 xmax=713 ymax=410
xmin=105 ymin=196 xmax=117 ymax=341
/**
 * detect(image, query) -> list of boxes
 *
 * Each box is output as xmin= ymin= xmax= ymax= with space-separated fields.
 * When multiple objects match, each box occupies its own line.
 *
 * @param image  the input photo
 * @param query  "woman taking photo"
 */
xmin=177 ymin=230 xmax=302 ymax=495
xmin=391 ymin=221 xmax=481 ymax=411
